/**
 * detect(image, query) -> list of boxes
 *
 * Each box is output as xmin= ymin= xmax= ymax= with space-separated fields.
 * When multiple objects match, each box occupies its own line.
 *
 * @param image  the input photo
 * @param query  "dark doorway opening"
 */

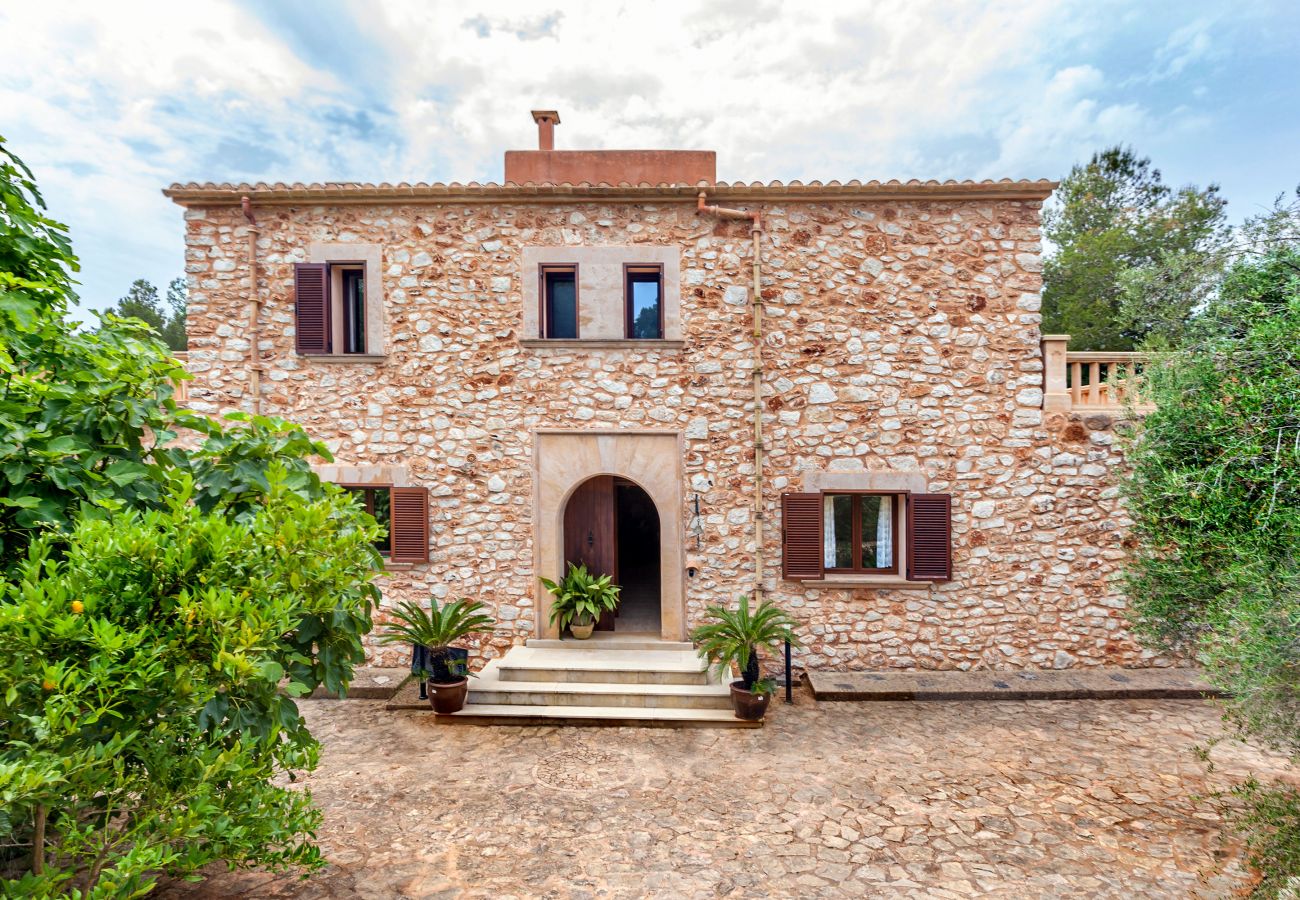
xmin=561 ymin=475 xmax=661 ymax=636
xmin=614 ymin=478 xmax=660 ymax=634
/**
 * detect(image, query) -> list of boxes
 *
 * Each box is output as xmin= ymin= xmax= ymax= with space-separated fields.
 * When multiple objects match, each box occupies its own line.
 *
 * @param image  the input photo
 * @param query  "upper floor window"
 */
xmin=293 ymin=261 xmax=375 ymax=355
xmin=625 ymin=265 xmax=663 ymax=340
xmin=541 ymin=265 xmax=578 ymax=339
xmin=521 ymin=247 xmax=681 ymax=345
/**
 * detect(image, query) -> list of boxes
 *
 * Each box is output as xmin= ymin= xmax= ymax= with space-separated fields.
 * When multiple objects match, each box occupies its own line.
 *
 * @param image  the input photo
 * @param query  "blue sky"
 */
xmin=1 ymin=0 xmax=1297 ymax=314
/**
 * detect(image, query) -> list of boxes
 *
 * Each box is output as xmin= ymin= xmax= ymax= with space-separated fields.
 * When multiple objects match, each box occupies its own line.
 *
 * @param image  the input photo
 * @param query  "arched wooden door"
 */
xmin=562 ymin=475 xmax=617 ymax=630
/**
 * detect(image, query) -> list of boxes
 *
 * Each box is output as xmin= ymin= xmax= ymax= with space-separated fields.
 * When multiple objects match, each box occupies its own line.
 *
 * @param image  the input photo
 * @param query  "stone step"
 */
xmin=427 ymin=702 xmax=758 ymax=728
xmin=525 ymin=636 xmax=696 ymax=652
xmin=495 ymin=646 xmax=712 ymax=685
xmin=468 ymin=661 xmax=732 ymax=709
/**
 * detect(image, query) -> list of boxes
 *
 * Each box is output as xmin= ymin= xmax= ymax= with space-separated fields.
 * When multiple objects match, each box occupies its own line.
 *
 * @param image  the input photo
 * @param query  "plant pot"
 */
xmin=428 ymin=677 xmax=469 ymax=714
xmin=730 ymin=681 xmax=771 ymax=721
xmin=569 ymin=618 xmax=595 ymax=640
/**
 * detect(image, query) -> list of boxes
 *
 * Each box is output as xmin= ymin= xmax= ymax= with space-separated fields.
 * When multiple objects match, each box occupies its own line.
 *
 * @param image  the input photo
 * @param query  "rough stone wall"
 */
xmin=181 ymin=196 xmax=1159 ymax=672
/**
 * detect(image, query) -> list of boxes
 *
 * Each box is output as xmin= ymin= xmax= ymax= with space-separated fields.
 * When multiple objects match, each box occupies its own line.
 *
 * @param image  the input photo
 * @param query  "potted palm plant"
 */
xmin=541 ymin=562 xmax=621 ymax=640
xmin=377 ymin=598 xmax=495 ymax=714
xmin=692 ymin=595 xmax=800 ymax=721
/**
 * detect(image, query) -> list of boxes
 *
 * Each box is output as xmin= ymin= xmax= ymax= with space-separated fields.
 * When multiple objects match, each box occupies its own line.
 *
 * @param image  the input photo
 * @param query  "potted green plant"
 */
xmin=691 ymin=594 xmax=800 ymax=721
xmin=377 ymin=598 xmax=495 ymax=714
xmin=541 ymin=562 xmax=621 ymax=640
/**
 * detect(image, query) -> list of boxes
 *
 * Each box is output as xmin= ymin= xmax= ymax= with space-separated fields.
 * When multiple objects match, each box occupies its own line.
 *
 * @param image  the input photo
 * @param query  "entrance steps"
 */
xmin=391 ymin=636 xmax=756 ymax=728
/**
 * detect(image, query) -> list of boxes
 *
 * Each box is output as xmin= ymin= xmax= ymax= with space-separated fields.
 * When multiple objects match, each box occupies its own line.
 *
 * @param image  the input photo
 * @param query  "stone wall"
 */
xmin=180 ymin=194 xmax=1160 ymax=672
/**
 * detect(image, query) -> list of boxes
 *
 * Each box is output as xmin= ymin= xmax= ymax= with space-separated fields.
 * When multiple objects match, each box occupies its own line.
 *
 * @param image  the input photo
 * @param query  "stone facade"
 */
xmin=173 ymin=183 xmax=1159 ymax=673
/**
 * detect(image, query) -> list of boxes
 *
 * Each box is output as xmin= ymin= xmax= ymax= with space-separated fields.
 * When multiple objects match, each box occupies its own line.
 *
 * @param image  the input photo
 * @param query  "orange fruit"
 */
xmin=42 ymin=679 xmax=56 ymax=691
xmin=71 ymin=601 xmax=84 ymax=614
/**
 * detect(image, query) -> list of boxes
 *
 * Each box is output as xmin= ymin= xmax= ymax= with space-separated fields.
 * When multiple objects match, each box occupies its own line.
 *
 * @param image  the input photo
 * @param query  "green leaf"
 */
xmin=103 ymin=459 xmax=150 ymax=486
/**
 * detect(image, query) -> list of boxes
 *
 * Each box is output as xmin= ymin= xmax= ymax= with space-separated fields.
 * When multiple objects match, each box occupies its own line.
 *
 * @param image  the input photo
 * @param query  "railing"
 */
xmin=1042 ymin=336 xmax=1152 ymax=413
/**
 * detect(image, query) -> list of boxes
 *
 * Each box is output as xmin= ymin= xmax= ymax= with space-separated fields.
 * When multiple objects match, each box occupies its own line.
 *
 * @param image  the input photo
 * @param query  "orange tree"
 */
xmin=0 ymin=138 xmax=382 ymax=895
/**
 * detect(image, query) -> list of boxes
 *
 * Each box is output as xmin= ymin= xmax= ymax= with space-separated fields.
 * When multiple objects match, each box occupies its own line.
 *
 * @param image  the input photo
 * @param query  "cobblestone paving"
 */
xmin=159 ymin=693 xmax=1293 ymax=899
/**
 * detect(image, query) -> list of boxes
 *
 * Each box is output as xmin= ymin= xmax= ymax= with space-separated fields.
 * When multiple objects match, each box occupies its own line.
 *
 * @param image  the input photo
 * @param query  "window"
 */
xmin=780 ymin=490 xmax=951 ymax=582
xmin=541 ymin=265 xmax=578 ymax=339
xmin=625 ymin=265 xmax=663 ymax=339
xmin=520 ymin=247 xmax=681 ymax=345
xmin=292 ymin=261 xmax=372 ymax=355
xmin=336 ymin=483 xmax=429 ymax=563
xmin=340 ymin=267 xmax=366 ymax=354
xmin=346 ymin=486 xmax=392 ymax=555
xmin=823 ymin=493 xmax=898 ymax=574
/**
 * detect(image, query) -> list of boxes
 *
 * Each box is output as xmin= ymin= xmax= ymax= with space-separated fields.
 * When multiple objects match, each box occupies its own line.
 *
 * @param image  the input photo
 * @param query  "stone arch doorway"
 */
xmin=534 ymin=430 xmax=685 ymax=641
xmin=562 ymin=475 xmax=662 ymax=633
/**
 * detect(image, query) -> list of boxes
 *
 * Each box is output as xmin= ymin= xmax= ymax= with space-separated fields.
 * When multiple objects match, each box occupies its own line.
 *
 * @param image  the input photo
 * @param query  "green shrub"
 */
xmin=0 ymin=470 xmax=381 ymax=896
xmin=0 ymin=135 xmax=386 ymax=895
xmin=1124 ymin=238 xmax=1300 ymax=895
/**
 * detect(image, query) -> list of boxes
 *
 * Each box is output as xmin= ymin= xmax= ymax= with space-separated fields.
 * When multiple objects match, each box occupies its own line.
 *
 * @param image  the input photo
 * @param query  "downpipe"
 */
xmin=241 ymin=195 xmax=262 ymax=415
xmin=697 ymin=192 xmax=765 ymax=605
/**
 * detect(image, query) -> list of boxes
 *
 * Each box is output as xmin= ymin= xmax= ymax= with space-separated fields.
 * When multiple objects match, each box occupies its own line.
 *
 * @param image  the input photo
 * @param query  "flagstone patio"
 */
xmin=159 ymin=692 xmax=1292 ymax=898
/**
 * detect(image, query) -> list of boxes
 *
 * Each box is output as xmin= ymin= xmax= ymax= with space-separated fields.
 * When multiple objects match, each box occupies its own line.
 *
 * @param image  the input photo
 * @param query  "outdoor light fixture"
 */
xmin=688 ymin=493 xmax=704 ymax=549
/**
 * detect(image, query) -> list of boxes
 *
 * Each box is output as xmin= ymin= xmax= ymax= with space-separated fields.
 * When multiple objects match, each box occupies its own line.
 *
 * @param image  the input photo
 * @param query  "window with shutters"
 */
xmin=339 ymin=483 xmax=429 ymax=564
xmin=294 ymin=257 xmax=382 ymax=357
xmin=782 ymin=491 xmax=951 ymax=584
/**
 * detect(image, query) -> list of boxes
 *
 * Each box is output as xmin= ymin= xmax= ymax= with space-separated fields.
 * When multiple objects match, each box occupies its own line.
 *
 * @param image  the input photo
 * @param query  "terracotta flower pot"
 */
xmin=569 ymin=617 xmax=595 ymax=640
xmin=428 ymin=677 xmax=469 ymax=714
xmin=730 ymin=681 xmax=771 ymax=721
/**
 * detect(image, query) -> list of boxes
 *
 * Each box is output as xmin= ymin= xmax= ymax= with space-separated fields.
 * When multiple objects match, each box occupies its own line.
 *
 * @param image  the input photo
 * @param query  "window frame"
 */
xmin=339 ymin=266 xmax=366 ymax=354
xmin=623 ymin=263 xmax=665 ymax=340
xmin=539 ymin=264 xmax=580 ymax=339
xmin=342 ymin=483 xmax=392 ymax=557
xmin=821 ymin=490 xmax=902 ymax=575
xmin=318 ymin=259 xmax=367 ymax=356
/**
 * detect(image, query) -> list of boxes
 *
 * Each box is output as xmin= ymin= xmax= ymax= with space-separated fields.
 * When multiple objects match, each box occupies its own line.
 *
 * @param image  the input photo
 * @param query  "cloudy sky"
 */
xmin=2 ymin=0 xmax=1297 ymax=313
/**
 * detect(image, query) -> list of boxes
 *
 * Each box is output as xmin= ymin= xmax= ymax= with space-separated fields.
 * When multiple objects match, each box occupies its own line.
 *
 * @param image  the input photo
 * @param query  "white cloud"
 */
xmin=1152 ymin=17 xmax=1217 ymax=80
xmin=0 ymin=0 xmax=1277 ymax=311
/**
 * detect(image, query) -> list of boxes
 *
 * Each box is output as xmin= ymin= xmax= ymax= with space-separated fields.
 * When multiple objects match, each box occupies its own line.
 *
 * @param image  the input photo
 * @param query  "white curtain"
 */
xmin=876 ymin=496 xmax=893 ymax=567
xmin=823 ymin=496 xmax=838 ymax=569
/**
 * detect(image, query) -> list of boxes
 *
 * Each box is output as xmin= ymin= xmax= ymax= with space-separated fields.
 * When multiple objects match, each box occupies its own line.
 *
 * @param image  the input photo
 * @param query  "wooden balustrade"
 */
xmin=1041 ymin=336 xmax=1152 ymax=413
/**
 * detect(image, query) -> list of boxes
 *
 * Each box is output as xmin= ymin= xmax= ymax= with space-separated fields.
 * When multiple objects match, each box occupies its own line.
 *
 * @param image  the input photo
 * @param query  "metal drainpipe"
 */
xmin=240 ymin=196 xmax=262 ymax=415
xmin=697 ymin=192 xmax=765 ymax=603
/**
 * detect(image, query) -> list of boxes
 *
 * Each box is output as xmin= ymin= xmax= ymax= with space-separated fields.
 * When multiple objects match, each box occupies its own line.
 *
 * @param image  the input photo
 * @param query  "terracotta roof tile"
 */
xmin=162 ymin=178 xmax=1056 ymax=205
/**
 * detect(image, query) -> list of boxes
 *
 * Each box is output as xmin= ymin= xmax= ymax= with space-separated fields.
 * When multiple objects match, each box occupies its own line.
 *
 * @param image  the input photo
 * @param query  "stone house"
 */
xmin=166 ymin=111 xmax=1153 ymax=677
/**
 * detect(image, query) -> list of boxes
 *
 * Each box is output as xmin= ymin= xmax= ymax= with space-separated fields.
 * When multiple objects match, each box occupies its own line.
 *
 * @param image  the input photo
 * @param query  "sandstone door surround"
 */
xmin=533 ymin=429 xmax=685 ymax=640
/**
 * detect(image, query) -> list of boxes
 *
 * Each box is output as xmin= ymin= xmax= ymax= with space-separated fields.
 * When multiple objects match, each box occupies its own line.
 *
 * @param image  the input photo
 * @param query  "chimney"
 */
xmin=505 ymin=109 xmax=715 ymax=186
xmin=531 ymin=110 xmax=560 ymax=151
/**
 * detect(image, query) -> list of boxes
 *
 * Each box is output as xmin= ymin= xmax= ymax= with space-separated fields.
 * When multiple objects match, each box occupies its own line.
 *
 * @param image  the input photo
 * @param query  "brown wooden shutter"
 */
xmin=390 ymin=487 xmax=430 ymax=563
xmin=781 ymin=493 xmax=824 ymax=580
xmin=906 ymin=493 xmax=952 ymax=581
xmin=294 ymin=263 xmax=330 ymax=354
